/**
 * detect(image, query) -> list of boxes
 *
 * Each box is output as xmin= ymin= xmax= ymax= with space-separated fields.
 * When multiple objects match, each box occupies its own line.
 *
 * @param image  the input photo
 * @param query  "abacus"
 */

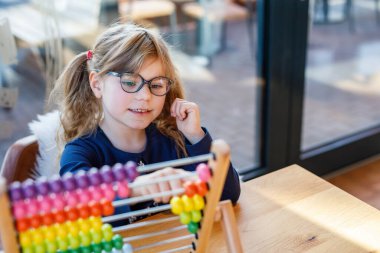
xmin=0 ymin=140 xmax=242 ymax=253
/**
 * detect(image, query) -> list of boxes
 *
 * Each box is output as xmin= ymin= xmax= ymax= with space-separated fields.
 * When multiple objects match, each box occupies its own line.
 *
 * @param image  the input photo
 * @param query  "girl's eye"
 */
xmin=122 ymin=81 xmax=136 ymax=87
xmin=151 ymin=84 xmax=163 ymax=89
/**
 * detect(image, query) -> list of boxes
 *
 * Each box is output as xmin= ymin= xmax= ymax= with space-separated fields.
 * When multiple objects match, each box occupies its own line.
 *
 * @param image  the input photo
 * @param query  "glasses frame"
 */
xmin=107 ymin=71 xmax=173 ymax=96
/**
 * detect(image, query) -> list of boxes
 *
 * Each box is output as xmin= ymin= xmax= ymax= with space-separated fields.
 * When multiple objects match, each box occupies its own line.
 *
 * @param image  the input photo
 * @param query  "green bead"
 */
xmin=191 ymin=210 xmax=202 ymax=223
xmin=180 ymin=212 xmax=192 ymax=225
xmin=102 ymin=241 xmax=113 ymax=252
xmin=91 ymin=230 xmax=103 ymax=244
xmin=34 ymin=244 xmax=45 ymax=253
xmin=22 ymin=246 xmax=34 ymax=253
xmin=103 ymin=230 xmax=114 ymax=242
xmin=112 ymin=234 xmax=124 ymax=250
xmin=68 ymin=249 xmax=80 ymax=253
xmin=79 ymin=232 xmax=92 ymax=247
xmin=57 ymin=238 xmax=68 ymax=251
xmin=91 ymin=243 xmax=103 ymax=253
xmin=101 ymin=224 xmax=113 ymax=233
xmin=79 ymin=246 xmax=92 ymax=253
xmin=45 ymin=241 xmax=57 ymax=253
xmin=68 ymin=235 xmax=80 ymax=249
xmin=187 ymin=221 xmax=199 ymax=234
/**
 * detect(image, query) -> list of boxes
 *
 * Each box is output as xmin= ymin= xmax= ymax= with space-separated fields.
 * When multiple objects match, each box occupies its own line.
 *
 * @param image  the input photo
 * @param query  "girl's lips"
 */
xmin=129 ymin=108 xmax=152 ymax=113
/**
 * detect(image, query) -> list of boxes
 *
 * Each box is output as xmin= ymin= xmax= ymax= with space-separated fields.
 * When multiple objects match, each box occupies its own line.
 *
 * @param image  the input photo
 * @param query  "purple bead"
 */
xmin=125 ymin=161 xmax=138 ymax=182
xmin=113 ymin=163 xmax=127 ymax=181
xmin=8 ymin=182 xmax=24 ymax=201
xmin=88 ymin=168 xmax=103 ymax=186
xmin=49 ymin=175 xmax=64 ymax=193
xmin=22 ymin=179 xmax=37 ymax=199
xmin=75 ymin=171 xmax=90 ymax=189
xmin=63 ymin=173 xmax=77 ymax=191
xmin=100 ymin=165 xmax=114 ymax=184
xmin=36 ymin=177 xmax=50 ymax=196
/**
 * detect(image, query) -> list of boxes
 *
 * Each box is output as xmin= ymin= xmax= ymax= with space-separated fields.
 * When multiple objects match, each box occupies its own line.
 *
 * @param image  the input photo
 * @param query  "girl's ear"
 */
xmin=89 ymin=71 xmax=102 ymax=98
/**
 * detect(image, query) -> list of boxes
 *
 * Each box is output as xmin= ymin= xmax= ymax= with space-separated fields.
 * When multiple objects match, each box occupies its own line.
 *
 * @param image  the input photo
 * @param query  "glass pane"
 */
xmin=0 ymin=0 xmax=261 ymax=173
xmin=302 ymin=0 xmax=380 ymax=150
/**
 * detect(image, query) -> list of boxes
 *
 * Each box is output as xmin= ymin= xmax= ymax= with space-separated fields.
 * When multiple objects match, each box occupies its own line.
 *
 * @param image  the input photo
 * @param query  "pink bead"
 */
xmin=13 ymin=201 xmax=26 ymax=219
xmin=27 ymin=198 xmax=39 ymax=216
xmin=102 ymin=184 xmax=116 ymax=201
xmin=52 ymin=194 xmax=65 ymax=211
xmin=116 ymin=181 xmax=130 ymax=198
xmin=39 ymin=196 xmax=52 ymax=213
xmin=77 ymin=189 xmax=91 ymax=205
xmin=196 ymin=163 xmax=212 ymax=182
xmin=90 ymin=186 xmax=104 ymax=201
xmin=66 ymin=191 xmax=79 ymax=208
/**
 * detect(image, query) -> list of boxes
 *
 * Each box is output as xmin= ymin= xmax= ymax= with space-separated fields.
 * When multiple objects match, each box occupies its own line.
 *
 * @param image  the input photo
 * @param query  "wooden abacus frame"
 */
xmin=0 ymin=139 xmax=243 ymax=253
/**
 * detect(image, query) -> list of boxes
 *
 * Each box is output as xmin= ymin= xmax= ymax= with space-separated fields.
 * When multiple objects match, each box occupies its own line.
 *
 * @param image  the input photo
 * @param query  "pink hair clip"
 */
xmin=86 ymin=50 xmax=93 ymax=60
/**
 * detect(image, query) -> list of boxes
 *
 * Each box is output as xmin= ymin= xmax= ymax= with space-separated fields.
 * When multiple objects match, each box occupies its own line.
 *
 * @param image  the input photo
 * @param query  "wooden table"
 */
xmin=209 ymin=164 xmax=380 ymax=252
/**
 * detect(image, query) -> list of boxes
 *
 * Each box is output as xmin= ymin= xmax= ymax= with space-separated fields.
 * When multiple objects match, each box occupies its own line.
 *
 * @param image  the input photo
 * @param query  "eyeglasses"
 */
xmin=107 ymin=71 xmax=173 ymax=96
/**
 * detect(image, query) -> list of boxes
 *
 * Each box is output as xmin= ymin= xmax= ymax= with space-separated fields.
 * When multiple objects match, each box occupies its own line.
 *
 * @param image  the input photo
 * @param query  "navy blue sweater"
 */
xmin=60 ymin=124 xmax=241 ymax=210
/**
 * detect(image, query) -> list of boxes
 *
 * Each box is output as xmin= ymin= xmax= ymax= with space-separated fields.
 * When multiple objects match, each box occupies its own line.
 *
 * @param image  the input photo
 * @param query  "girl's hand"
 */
xmin=170 ymin=98 xmax=205 ymax=144
xmin=131 ymin=167 xmax=195 ymax=203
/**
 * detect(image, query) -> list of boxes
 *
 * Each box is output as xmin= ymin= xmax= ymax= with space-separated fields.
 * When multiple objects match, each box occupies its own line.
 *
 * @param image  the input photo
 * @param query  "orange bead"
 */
xmin=66 ymin=207 xmax=79 ymax=221
xmin=54 ymin=210 xmax=66 ymax=224
xmin=77 ymin=204 xmax=90 ymax=219
xmin=184 ymin=181 xmax=197 ymax=198
xmin=101 ymin=199 xmax=115 ymax=216
xmin=16 ymin=218 xmax=29 ymax=232
xmin=89 ymin=201 xmax=102 ymax=217
xmin=30 ymin=215 xmax=41 ymax=228
xmin=42 ymin=213 xmax=55 ymax=226
xmin=196 ymin=180 xmax=208 ymax=196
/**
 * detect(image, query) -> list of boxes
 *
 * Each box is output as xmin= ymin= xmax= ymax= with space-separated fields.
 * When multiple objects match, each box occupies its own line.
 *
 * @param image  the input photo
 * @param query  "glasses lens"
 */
xmin=150 ymin=77 xmax=171 ymax=96
xmin=120 ymin=73 xmax=142 ymax=92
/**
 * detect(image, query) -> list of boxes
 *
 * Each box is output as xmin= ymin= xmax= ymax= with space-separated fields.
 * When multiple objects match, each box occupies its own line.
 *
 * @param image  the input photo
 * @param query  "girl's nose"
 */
xmin=135 ymin=84 xmax=151 ymax=100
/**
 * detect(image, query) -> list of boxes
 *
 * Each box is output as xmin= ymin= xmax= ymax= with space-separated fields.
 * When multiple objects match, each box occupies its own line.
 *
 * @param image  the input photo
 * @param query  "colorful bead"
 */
xmin=102 ymin=241 xmax=113 ymax=252
xmin=100 ymin=165 xmax=114 ymax=184
xmin=30 ymin=215 xmax=41 ymax=228
xmin=88 ymin=201 xmax=102 ymax=217
xmin=57 ymin=237 xmax=68 ymax=251
xmin=88 ymin=168 xmax=103 ymax=186
xmin=16 ymin=218 xmax=29 ymax=232
xmin=49 ymin=175 xmax=64 ymax=194
xmin=181 ymin=195 xmax=194 ymax=212
xmin=113 ymin=163 xmax=127 ymax=181
xmin=122 ymin=243 xmax=134 ymax=253
xmin=76 ymin=189 xmax=91 ymax=205
xmin=77 ymin=204 xmax=90 ymax=219
xmin=43 ymin=226 xmax=56 ymax=242
xmin=184 ymin=181 xmax=197 ymax=197
xmin=9 ymin=181 xmax=24 ymax=201
xmin=193 ymin=194 xmax=205 ymax=211
xmin=125 ymin=161 xmax=138 ymax=182
xmin=39 ymin=196 xmax=52 ymax=213
xmin=32 ymin=229 xmax=45 ymax=244
xmin=112 ymin=234 xmax=123 ymax=250
xmin=79 ymin=246 xmax=92 ymax=253
xmin=52 ymin=194 xmax=65 ymax=211
xmin=23 ymin=179 xmax=37 ymax=199
xmin=36 ymin=177 xmax=50 ymax=196
xmin=21 ymin=246 xmax=34 ymax=253
xmin=67 ymin=221 xmax=80 ymax=237
xmin=187 ymin=221 xmax=199 ymax=234
xmin=63 ymin=173 xmax=77 ymax=191
xmin=170 ymin=196 xmax=183 ymax=215
xmin=102 ymin=184 xmax=116 ymax=201
xmin=13 ymin=201 xmax=26 ymax=219
xmin=90 ymin=229 xmax=103 ymax=244
xmin=79 ymin=231 xmax=92 ymax=246
xmin=179 ymin=212 xmax=192 ymax=225
xmin=66 ymin=207 xmax=79 ymax=221
xmin=54 ymin=224 xmax=67 ymax=239
xmin=89 ymin=186 xmax=104 ymax=202
xmin=34 ymin=243 xmax=45 ymax=253
xmin=75 ymin=171 xmax=90 ymax=189
xmin=27 ymin=198 xmax=39 ymax=216
xmin=191 ymin=210 xmax=202 ymax=223
xmin=101 ymin=199 xmax=115 ymax=216
xmin=53 ymin=210 xmax=66 ymax=224
xmin=195 ymin=181 xmax=208 ymax=196
xmin=66 ymin=191 xmax=79 ymax=208
xmin=42 ymin=213 xmax=55 ymax=226
xmin=46 ymin=241 xmax=57 ymax=253
xmin=196 ymin=163 xmax=212 ymax=182
xmin=19 ymin=231 xmax=32 ymax=247
xmin=91 ymin=243 xmax=103 ymax=253
xmin=77 ymin=219 xmax=91 ymax=234
xmin=89 ymin=217 xmax=102 ymax=231
xmin=68 ymin=234 xmax=81 ymax=249
xmin=116 ymin=180 xmax=130 ymax=198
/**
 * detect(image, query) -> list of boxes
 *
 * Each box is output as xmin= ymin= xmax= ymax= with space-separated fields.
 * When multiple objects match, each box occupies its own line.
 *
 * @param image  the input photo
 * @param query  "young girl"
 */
xmin=51 ymin=23 xmax=240 ymax=213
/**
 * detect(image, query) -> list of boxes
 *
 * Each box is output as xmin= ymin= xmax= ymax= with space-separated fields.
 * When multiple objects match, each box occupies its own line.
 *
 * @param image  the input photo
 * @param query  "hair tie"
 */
xmin=86 ymin=50 xmax=93 ymax=60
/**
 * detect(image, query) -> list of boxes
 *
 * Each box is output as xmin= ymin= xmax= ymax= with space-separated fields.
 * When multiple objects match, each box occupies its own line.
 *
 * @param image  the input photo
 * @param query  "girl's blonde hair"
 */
xmin=50 ymin=23 xmax=187 ymax=157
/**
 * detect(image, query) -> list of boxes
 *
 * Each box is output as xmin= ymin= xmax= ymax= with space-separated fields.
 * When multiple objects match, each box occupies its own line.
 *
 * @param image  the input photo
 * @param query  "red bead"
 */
xmin=66 ymin=207 xmax=79 ymax=221
xmin=42 ymin=213 xmax=55 ymax=226
xmin=89 ymin=201 xmax=102 ymax=217
xmin=30 ymin=215 xmax=41 ymax=228
xmin=101 ymin=199 xmax=114 ymax=216
xmin=196 ymin=181 xmax=208 ymax=196
xmin=184 ymin=181 xmax=197 ymax=197
xmin=16 ymin=218 xmax=29 ymax=232
xmin=54 ymin=210 xmax=66 ymax=224
xmin=78 ymin=204 xmax=91 ymax=219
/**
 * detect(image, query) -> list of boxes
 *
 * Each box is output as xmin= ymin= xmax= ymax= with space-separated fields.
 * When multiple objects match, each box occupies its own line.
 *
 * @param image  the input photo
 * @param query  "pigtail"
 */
xmin=50 ymin=52 xmax=102 ymax=145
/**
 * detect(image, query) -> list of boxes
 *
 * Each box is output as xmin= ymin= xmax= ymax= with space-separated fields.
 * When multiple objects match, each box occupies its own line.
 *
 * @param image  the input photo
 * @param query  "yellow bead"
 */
xmin=66 ymin=221 xmax=80 ymax=237
xmin=193 ymin=194 xmax=205 ymax=211
xmin=181 ymin=195 xmax=194 ymax=212
xmin=19 ymin=231 xmax=32 ymax=247
xmin=170 ymin=196 xmax=183 ymax=215
xmin=179 ymin=212 xmax=192 ymax=225
xmin=54 ymin=224 xmax=67 ymax=239
xmin=78 ymin=219 xmax=91 ymax=233
xmin=191 ymin=210 xmax=202 ymax=223
xmin=89 ymin=216 xmax=103 ymax=231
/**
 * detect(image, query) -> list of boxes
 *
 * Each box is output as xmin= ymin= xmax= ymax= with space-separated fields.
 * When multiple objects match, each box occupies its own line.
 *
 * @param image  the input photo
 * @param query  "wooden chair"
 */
xmin=0 ymin=135 xmax=38 ymax=183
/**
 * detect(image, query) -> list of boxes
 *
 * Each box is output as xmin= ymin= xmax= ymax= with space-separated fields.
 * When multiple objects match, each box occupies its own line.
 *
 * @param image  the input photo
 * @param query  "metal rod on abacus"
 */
xmin=129 ymin=173 xmax=195 ymax=188
xmin=113 ymin=188 xmax=184 ymax=207
xmin=132 ymin=234 xmax=195 ymax=252
xmin=112 ymin=216 xmax=180 ymax=233
xmin=123 ymin=225 xmax=187 ymax=242
xmin=137 ymin=153 xmax=213 ymax=173
xmin=102 ymin=204 xmax=171 ymax=223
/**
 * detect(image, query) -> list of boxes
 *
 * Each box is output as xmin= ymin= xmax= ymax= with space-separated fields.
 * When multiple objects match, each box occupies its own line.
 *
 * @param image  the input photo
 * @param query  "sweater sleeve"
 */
xmin=185 ymin=128 xmax=241 ymax=204
xmin=60 ymin=141 xmax=99 ymax=175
